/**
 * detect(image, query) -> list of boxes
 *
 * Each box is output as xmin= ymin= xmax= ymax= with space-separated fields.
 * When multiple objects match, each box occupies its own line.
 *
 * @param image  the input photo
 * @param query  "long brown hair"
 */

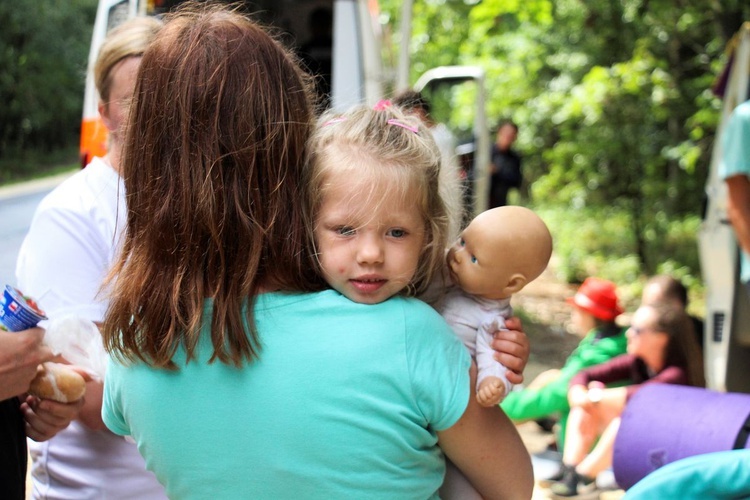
xmin=651 ymin=304 xmax=706 ymax=387
xmin=103 ymin=3 xmax=320 ymax=369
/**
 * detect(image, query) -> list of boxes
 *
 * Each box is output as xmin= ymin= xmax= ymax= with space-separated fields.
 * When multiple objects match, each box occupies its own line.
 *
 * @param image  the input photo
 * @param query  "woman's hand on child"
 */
xmin=492 ymin=316 xmax=529 ymax=385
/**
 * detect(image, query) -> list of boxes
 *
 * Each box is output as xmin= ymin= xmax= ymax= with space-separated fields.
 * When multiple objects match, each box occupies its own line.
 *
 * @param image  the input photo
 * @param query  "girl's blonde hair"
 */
xmin=304 ymin=103 xmax=450 ymax=297
xmin=94 ymin=16 xmax=163 ymax=102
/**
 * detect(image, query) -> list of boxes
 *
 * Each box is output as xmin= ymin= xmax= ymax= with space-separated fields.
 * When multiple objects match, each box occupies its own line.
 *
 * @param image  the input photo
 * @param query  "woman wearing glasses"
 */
xmin=548 ymin=303 xmax=705 ymax=497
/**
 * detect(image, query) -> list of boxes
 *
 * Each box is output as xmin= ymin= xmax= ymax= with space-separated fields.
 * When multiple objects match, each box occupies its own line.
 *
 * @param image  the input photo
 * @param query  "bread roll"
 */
xmin=28 ymin=362 xmax=86 ymax=403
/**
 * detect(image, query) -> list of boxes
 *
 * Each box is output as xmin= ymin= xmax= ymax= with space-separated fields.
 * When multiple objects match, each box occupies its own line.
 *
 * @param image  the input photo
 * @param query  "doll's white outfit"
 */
xmin=438 ymin=286 xmax=514 ymax=500
xmin=439 ymin=287 xmax=513 ymax=398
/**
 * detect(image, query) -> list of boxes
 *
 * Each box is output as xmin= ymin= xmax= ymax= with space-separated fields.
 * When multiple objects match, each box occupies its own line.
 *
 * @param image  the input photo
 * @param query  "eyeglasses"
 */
xmin=630 ymin=326 xmax=653 ymax=336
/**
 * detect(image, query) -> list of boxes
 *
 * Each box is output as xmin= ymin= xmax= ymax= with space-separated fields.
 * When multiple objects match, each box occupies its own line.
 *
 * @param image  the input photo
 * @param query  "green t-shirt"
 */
xmin=103 ymin=290 xmax=470 ymax=499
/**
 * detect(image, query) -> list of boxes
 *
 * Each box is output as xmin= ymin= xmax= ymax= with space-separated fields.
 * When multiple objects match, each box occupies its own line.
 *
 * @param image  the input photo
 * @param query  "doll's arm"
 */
xmin=490 ymin=316 xmax=529 ymax=385
xmin=476 ymin=316 xmax=513 ymax=403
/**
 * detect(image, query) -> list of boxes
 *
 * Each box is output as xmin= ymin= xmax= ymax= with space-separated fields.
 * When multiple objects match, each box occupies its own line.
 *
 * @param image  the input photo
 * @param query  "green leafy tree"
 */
xmin=382 ymin=0 xmax=750 ymax=282
xmin=0 ymin=0 xmax=97 ymax=162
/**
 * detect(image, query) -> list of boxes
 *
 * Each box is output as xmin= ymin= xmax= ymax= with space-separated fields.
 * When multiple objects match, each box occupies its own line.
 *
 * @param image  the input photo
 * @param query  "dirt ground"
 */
xmin=513 ymin=260 xmax=582 ymax=386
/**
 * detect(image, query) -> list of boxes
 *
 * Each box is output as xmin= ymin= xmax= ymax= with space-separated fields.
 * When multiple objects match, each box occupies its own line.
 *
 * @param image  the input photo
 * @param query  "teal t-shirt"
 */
xmin=624 ymin=449 xmax=750 ymax=499
xmin=720 ymin=100 xmax=750 ymax=282
xmin=103 ymin=290 xmax=471 ymax=499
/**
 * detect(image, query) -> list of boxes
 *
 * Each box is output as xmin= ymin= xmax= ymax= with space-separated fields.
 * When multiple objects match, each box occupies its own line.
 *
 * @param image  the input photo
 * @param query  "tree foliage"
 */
xmin=0 ymin=0 xmax=97 ymax=159
xmin=381 ymin=0 xmax=750 ymax=278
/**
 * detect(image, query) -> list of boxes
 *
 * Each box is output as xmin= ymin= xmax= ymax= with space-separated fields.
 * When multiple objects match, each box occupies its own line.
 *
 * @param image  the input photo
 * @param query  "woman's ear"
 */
xmin=98 ymin=100 xmax=115 ymax=132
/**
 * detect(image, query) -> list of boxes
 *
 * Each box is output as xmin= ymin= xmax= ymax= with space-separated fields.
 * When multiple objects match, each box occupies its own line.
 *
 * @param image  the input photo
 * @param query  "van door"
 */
xmin=415 ymin=66 xmax=490 ymax=220
xmin=699 ymin=22 xmax=750 ymax=393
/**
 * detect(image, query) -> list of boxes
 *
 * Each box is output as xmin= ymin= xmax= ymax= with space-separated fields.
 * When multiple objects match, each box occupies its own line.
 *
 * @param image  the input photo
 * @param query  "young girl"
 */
xmin=305 ymin=102 xmax=529 ymax=373
xmin=305 ymin=103 xmax=531 ymax=497
xmin=101 ymin=4 xmax=532 ymax=499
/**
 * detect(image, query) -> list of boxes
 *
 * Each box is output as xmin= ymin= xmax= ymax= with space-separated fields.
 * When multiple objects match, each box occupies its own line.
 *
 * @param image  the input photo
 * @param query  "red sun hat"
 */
xmin=566 ymin=277 xmax=623 ymax=321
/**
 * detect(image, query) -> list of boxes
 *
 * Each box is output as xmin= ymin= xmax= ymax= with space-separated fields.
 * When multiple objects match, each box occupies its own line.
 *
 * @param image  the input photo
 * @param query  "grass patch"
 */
xmin=0 ymin=146 xmax=80 ymax=186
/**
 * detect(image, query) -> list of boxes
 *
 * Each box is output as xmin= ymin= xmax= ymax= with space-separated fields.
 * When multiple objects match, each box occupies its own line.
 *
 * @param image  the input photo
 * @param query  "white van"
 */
xmin=698 ymin=22 xmax=750 ymax=393
xmin=80 ymin=0 xmax=491 ymax=216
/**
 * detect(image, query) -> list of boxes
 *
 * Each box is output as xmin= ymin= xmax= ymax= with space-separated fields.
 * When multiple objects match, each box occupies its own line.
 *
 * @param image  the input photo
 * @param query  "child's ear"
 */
xmin=504 ymin=274 xmax=527 ymax=295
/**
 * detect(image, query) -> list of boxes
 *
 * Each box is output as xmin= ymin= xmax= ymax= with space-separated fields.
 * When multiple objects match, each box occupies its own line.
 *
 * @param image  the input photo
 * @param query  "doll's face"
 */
xmin=446 ymin=218 xmax=515 ymax=300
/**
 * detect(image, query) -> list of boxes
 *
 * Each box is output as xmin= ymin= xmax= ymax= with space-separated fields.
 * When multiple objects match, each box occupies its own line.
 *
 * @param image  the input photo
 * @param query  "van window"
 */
xmin=146 ymin=1 xmax=334 ymax=108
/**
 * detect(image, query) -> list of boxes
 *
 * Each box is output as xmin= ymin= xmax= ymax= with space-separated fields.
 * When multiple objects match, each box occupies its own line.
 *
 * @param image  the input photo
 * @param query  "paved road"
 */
xmin=0 ymin=172 xmax=75 ymax=289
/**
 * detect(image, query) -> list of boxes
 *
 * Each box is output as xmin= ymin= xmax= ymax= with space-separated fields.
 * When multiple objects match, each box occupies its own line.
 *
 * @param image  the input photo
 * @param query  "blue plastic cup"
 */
xmin=0 ymin=285 xmax=47 ymax=332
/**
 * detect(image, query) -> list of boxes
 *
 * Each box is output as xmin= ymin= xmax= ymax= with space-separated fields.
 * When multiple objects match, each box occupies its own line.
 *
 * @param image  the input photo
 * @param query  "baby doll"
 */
xmin=441 ymin=205 xmax=553 ymax=406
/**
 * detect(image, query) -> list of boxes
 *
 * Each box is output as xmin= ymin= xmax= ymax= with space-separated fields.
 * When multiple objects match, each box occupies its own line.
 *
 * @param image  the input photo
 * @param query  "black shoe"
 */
xmin=535 ymin=417 xmax=558 ymax=433
xmin=548 ymin=466 xmax=597 ymax=498
xmin=537 ymin=463 xmax=567 ymax=488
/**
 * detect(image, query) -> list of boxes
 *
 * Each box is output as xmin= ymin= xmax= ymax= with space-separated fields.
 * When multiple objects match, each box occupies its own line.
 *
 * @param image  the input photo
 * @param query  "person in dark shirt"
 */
xmin=489 ymin=120 xmax=522 ymax=207
xmin=299 ymin=7 xmax=333 ymax=111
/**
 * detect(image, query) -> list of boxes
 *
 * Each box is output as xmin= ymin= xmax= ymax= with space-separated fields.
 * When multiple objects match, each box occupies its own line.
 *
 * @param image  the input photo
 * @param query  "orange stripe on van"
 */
xmin=79 ymin=117 xmax=109 ymax=168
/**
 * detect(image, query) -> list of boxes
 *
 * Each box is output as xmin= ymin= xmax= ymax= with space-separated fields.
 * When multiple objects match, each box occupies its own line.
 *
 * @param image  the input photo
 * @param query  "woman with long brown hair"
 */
xmin=549 ymin=303 xmax=705 ymax=497
xmin=101 ymin=3 xmax=532 ymax=498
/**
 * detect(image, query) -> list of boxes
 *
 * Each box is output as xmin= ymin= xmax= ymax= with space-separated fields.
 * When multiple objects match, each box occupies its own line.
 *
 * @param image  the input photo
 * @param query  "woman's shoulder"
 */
xmin=260 ymin=291 xmax=448 ymax=333
xmin=37 ymin=159 xmax=120 ymax=215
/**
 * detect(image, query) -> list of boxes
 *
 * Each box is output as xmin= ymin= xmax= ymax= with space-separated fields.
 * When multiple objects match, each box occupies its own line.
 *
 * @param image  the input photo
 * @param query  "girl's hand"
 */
xmin=492 ymin=316 xmax=529 ymax=385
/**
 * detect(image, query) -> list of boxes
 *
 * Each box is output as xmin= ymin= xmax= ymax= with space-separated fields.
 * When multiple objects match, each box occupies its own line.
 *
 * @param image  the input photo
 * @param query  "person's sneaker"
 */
xmin=548 ymin=467 xmax=597 ymax=498
xmin=536 ymin=462 xmax=567 ymax=488
xmin=535 ymin=417 xmax=558 ymax=433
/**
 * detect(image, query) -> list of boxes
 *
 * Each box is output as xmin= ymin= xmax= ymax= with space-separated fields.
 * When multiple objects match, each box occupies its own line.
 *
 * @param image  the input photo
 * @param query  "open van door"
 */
xmin=699 ymin=22 xmax=750 ymax=393
xmin=414 ymin=66 xmax=490 ymax=219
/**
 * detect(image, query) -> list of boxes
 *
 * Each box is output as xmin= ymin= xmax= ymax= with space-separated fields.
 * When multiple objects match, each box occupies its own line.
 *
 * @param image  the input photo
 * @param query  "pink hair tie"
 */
xmin=373 ymin=99 xmax=392 ymax=111
xmin=387 ymin=119 xmax=419 ymax=134
xmin=322 ymin=117 xmax=347 ymax=127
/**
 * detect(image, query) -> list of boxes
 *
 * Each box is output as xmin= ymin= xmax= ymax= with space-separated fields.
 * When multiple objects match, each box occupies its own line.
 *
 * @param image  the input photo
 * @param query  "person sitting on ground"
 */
xmin=501 ymin=277 xmax=628 ymax=452
xmin=549 ymin=303 xmax=705 ymax=498
xmin=641 ymin=274 xmax=704 ymax=351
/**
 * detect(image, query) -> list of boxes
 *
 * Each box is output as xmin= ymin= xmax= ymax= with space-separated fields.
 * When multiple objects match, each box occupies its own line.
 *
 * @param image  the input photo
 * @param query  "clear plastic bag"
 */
xmin=43 ymin=315 xmax=108 ymax=380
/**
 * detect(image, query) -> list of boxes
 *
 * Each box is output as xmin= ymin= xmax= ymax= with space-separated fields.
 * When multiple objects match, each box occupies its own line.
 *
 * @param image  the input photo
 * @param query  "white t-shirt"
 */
xmin=16 ymin=157 xmax=166 ymax=499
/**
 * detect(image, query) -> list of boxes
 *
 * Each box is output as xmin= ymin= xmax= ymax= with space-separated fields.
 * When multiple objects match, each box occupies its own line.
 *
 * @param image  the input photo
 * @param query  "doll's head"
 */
xmin=446 ymin=206 xmax=552 ymax=300
xmin=305 ymin=103 xmax=450 ymax=303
